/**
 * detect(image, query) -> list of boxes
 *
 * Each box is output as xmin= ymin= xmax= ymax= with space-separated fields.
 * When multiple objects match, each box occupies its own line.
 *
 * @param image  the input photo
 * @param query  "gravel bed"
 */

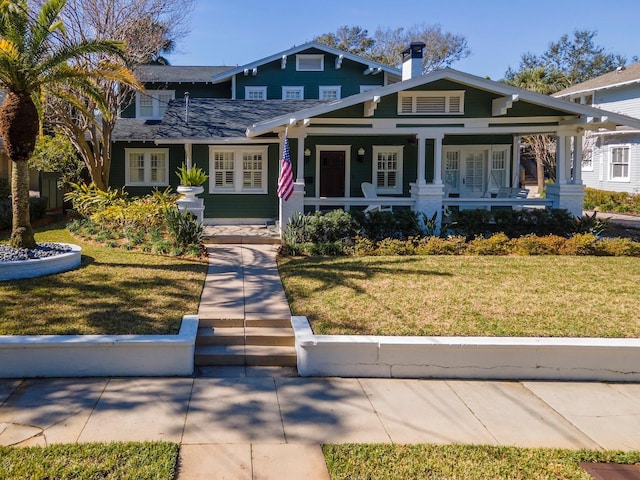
xmin=0 ymin=242 xmax=73 ymax=262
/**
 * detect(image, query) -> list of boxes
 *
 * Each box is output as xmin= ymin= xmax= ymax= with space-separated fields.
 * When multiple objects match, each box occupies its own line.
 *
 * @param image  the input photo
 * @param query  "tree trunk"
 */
xmin=10 ymin=158 xmax=35 ymax=248
xmin=0 ymin=91 xmax=39 ymax=249
xmin=536 ymin=156 xmax=545 ymax=193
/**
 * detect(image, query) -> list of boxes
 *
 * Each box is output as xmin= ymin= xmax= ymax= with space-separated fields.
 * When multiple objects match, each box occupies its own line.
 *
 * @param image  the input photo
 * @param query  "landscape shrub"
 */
xmin=304 ymin=209 xmax=359 ymax=243
xmin=164 ymin=207 xmax=204 ymax=251
xmin=466 ymin=233 xmax=512 ymax=255
xmin=584 ymin=187 xmax=636 ymax=213
xmin=511 ymin=234 xmax=565 ymax=255
xmin=414 ymin=235 xmax=466 ymax=255
xmin=596 ymin=237 xmax=640 ymax=257
xmin=357 ymin=209 xmax=422 ymax=240
xmin=375 ymin=237 xmax=416 ymax=256
xmin=559 ymin=233 xmax=598 ymax=255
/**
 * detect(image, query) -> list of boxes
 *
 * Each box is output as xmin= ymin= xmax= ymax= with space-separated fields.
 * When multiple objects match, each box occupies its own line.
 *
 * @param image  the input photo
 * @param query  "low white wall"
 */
xmin=292 ymin=316 xmax=640 ymax=381
xmin=0 ymin=315 xmax=198 ymax=378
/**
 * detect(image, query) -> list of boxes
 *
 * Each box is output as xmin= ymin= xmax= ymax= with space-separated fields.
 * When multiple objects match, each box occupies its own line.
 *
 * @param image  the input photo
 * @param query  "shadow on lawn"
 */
xmin=280 ymin=255 xmax=453 ymax=295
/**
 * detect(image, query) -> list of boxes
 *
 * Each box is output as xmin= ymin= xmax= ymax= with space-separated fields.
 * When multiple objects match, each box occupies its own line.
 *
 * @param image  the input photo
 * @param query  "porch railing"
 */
xmin=443 ymin=197 xmax=553 ymax=211
xmin=303 ymin=196 xmax=553 ymax=212
xmin=303 ymin=197 xmax=415 ymax=211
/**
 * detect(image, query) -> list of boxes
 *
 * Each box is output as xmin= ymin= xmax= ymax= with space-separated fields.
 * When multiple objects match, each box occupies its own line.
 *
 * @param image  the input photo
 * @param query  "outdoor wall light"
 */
xmin=304 ymin=148 xmax=311 ymax=156
xmin=357 ymin=147 xmax=365 ymax=162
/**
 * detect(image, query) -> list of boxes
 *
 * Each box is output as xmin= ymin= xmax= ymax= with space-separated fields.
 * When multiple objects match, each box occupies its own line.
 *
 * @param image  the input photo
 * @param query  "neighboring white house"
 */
xmin=554 ymin=62 xmax=640 ymax=193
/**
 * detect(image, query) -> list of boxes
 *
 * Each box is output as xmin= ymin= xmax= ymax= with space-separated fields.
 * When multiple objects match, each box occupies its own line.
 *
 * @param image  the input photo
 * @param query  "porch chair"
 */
xmin=361 ymin=182 xmax=393 ymax=214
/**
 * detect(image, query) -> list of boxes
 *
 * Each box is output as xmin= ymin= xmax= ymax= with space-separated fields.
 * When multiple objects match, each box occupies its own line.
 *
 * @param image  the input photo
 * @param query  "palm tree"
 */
xmin=0 ymin=0 xmax=132 ymax=248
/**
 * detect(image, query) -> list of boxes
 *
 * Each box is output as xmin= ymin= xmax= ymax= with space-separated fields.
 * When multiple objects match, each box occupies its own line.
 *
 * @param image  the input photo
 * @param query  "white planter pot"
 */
xmin=177 ymin=185 xmax=204 ymax=202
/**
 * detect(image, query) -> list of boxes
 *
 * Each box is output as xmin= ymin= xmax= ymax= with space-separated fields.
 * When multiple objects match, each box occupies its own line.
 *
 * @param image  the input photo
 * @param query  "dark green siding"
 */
xmin=236 ymin=47 xmax=383 ymax=99
xmin=110 ymin=141 xmax=186 ymax=196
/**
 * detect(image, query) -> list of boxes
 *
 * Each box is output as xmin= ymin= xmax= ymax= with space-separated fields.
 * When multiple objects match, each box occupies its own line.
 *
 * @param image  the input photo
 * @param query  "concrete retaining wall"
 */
xmin=0 ymin=315 xmax=198 ymax=378
xmin=292 ymin=316 xmax=640 ymax=381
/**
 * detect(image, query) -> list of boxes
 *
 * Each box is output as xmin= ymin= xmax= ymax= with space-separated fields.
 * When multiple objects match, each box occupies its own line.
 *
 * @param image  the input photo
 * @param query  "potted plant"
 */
xmin=176 ymin=163 xmax=208 ymax=200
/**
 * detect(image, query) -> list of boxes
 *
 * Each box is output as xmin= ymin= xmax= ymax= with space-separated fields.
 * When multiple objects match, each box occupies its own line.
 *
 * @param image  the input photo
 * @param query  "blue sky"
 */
xmin=166 ymin=0 xmax=640 ymax=80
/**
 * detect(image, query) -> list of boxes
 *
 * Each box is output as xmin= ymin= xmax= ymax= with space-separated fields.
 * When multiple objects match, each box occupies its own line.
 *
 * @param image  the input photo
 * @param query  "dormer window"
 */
xmin=398 ymin=91 xmax=465 ymax=115
xmin=136 ymin=90 xmax=174 ymax=119
xmin=296 ymin=54 xmax=324 ymax=71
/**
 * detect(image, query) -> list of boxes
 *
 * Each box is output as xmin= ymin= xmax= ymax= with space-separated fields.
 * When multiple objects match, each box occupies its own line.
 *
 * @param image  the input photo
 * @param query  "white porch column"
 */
xmin=279 ymin=133 xmax=305 ymax=236
xmin=564 ymin=135 xmax=572 ymax=182
xmin=184 ymin=143 xmax=193 ymax=169
xmin=416 ymin=134 xmax=427 ymax=185
xmin=556 ymin=134 xmax=568 ymax=184
xmin=296 ymin=133 xmax=307 ymax=183
xmin=573 ymin=133 xmax=583 ymax=184
xmin=433 ymin=134 xmax=443 ymax=184
xmin=512 ymin=136 xmax=520 ymax=187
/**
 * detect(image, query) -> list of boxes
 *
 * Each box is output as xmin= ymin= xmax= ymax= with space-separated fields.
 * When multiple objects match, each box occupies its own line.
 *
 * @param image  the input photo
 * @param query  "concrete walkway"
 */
xmin=2 ymin=242 xmax=640 ymax=479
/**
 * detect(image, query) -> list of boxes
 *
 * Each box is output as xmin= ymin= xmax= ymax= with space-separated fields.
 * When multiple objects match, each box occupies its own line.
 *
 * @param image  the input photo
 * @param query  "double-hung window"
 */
xmin=125 ymin=149 xmax=169 ymax=186
xmin=136 ymin=90 xmax=174 ymax=119
xmin=610 ymin=146 xmax=630 ymax=181
xmin=210 ymin=146 xmax=268 ymax=193
xmin=372 ymin=146 xmax=403 ymax=194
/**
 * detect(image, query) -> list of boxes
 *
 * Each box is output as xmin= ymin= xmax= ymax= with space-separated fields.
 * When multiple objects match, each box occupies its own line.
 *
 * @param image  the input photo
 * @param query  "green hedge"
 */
xmin=584 ymin=187 xmax=640 ymax=213
xmin=0 ymin=197 xmax=49 ymax=231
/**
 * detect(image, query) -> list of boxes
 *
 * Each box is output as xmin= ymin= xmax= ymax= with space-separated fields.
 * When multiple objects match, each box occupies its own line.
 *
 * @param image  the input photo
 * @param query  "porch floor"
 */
xmin=203 ymin=224 xmax=281 ymax=245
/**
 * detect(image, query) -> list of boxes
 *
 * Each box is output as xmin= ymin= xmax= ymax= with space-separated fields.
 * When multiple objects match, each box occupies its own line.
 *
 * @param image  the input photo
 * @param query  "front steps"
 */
xmin=195 ymin=318 xmax=296 ymax=367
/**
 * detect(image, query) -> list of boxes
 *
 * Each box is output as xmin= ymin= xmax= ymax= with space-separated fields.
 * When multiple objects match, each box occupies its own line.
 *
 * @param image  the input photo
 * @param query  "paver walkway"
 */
xmin=2 ymin=240 xmax=640 ymax=479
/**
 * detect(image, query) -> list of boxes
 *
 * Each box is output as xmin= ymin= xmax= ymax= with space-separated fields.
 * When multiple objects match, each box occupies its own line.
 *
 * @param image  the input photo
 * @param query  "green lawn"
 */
xmin=0 ymin=442 xmax=178 ymax=480
xmin=0 ymin=222 xmax=208 ymax=335
xmin=323 ymin=444 xmax=640 ymax=480
xmin=279 ymin=255 xmax=640 ymax=337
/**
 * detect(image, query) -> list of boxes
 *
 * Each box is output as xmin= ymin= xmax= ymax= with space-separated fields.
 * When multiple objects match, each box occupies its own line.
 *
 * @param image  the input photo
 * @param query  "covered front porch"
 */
xmin=279 ymin=129 xmax=584 ymax=231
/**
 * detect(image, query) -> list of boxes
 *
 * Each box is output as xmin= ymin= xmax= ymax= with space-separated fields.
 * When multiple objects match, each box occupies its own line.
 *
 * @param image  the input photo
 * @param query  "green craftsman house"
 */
xmin=111 ymin=41 xmax=640 ymax=230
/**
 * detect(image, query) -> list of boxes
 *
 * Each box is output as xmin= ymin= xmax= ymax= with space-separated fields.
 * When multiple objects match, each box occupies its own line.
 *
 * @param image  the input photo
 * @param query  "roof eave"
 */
xmin=247 ymin=68 xmax=640 ymax=136
xmin=210 ymin=41 xmax=401 ymax=83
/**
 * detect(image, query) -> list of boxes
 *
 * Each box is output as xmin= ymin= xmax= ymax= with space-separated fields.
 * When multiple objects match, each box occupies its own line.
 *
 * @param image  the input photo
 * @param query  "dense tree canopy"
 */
xmin=0 ymin=0 xmax=130 ymax=247
xmin=46 ymin=0 xmax=193 ymax=190
xmin=314 ymin=23 xmax=471 ymax=74
xmin=503 ymin=29 xmax=626 ymax=92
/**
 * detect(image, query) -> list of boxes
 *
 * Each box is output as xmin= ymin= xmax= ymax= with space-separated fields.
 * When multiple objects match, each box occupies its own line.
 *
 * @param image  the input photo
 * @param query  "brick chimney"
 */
xmin=401 ymin=42 xmax=426 ymax=80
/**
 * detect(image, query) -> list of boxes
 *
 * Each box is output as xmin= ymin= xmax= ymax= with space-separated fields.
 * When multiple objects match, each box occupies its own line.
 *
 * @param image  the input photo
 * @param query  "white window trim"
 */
xmin=372 ymin=145 xmax=403 ymax=194
xmin=282 ymin=86 xmax=304 ymax=100
xmin=245 ymin=86 xmax=267 ymax=100
xmin=397 ymin=90 xmax=465 ymax=115
xmin=135 ymin=90 xmax=174 ymax=119
xmin=209 ymin=146 xmax=269 ymax=194
xmin=319 ymin=85 xmax=341 ymax=100
xmin=125 ymin=148 xmax=170 ymax=186
xmin=608 ymin=145 xmax=630 ymax=182
xmin=296 ymin=54 xmax=324 ymax=71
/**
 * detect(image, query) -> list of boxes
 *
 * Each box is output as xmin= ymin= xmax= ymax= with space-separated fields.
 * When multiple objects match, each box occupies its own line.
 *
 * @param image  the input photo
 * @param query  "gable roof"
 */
xmin=134 ymin=65 xmax=233 ymax=84
xmin=554 ymin=62 xmax=640 ymax=98
xmin=155 ymin=98 xmax=326 ymax=142
xmin=209 ymin=41 xmax=402 ymax=84
xmin=247 ymin=67 xmax=640 ymax=137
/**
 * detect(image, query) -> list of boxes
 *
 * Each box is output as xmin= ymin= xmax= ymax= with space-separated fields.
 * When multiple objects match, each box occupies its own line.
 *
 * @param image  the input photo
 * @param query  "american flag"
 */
xmin=277 ymin=136 xmax=294 ymax=201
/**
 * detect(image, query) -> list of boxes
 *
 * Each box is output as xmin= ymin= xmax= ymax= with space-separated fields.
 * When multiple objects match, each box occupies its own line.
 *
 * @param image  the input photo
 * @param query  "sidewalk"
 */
xmin=1 ymin=243 xmax=640 ymax=479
